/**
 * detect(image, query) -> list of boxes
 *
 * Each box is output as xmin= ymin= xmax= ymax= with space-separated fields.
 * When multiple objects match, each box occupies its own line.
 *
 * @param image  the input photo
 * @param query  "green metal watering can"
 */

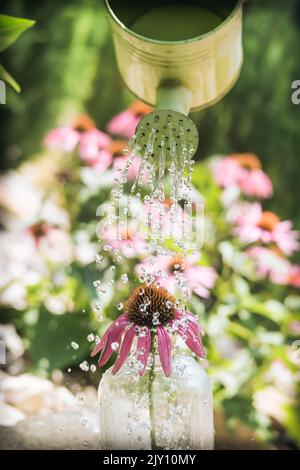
xmin=104 ymin=0 xmax=243 ymax=115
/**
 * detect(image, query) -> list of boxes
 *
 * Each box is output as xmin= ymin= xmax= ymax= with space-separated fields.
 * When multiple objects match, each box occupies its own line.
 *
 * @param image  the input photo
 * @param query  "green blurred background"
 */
xmin=1 ymin=0 xmax=300 ymax=228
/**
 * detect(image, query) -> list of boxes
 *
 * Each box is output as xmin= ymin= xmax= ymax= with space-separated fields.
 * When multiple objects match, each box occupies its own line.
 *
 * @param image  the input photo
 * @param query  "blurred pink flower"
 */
xmin=247 ymin=246 xmax=295 ymax=285
xmin=113 ymin=155 xmax=142 ymax=182
xmin=287 ymin=265 xmax=300 ymax=288
xmin=44 ymin=115 xmax=113 ymax=171
xmin=136 ymin=253 xmax=216 ymax=298
xmin=106 ymin=101 xmax=152 ymax=138
xmin=44 ymin=115 xmax=97 ymax=153
xmin=27 ymin=221 xmax=59 ymax=247
xmin=234 ymin=202 xmax=299 ymax=255
xmin=44 ymin=127 xmax=80 ymax=153
xmin=100 ymin=225 xmax=145 ymax=258
xmin=212 ymin=153 xmax=273 ymax=198
xmin=91 ymin=284 xmax=204 ymax=377
xmin=79 ymin=129 xmax=112 ymax=171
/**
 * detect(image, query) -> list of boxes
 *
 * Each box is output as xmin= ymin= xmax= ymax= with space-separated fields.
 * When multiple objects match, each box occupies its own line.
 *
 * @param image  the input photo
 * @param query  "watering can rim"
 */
xmin=104 ymin=0 xmax=243 ymax=46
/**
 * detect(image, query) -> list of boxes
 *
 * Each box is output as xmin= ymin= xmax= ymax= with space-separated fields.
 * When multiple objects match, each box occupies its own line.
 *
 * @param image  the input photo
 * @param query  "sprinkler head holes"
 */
xmin=135 ymin=110 xmax=199 ymax=161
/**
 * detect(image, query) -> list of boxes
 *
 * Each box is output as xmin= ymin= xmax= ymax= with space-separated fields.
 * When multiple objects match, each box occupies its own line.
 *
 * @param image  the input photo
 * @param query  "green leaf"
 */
xmin=0 ymin=63 xmax=20 ymax=92
xmin=28 ymin=306 xmax=92 ymax=373
xmin=0 ymin=14 xmax=35 ymax=52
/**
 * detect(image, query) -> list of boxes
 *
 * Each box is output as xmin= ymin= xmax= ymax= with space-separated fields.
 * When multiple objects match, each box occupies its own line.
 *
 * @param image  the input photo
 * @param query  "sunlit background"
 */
xmin=0 ymin=0 xmax=300 ymax=450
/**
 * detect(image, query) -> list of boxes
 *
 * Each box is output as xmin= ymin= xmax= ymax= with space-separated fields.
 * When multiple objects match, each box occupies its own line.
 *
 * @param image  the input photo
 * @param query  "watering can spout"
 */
xmin=156 ymin=82 xmax=193 ymax=116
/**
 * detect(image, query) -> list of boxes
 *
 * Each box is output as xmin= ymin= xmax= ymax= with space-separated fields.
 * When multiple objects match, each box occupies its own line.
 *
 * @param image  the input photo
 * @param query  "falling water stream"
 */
xmin=87 ymin=112 xmax=203 ymax=449
xmin=106 ymin=111 xmax=199 ymax=306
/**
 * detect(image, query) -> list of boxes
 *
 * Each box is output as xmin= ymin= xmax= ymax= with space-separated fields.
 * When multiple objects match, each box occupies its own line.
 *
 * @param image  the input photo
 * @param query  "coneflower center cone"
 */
xmin=125 ymin=284 xmax=175 ymax=328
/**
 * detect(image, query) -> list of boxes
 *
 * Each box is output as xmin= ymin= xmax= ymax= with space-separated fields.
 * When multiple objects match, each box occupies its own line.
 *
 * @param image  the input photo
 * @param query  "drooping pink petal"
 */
xmin=136 ymin=329 xmax=151 ymax=376
xmin=112 ymin=325 xmax=136 ymax=374
xmin=98 ymin=321 xmax=128 ymax=367
xmin=178 ymin=325 xmax=205 ymax=358
xmin=157 ymin=325 xmax=172 ymax=377
xmin=175 ymin=310 xmax=204 ymax=334
xmin=91 ymin=315 xmax=128 ymax=357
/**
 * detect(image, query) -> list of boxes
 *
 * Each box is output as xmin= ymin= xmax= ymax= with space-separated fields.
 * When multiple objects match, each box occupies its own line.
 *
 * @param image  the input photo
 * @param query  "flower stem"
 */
xmin=148 ymin=333 xmax=157 ymax=449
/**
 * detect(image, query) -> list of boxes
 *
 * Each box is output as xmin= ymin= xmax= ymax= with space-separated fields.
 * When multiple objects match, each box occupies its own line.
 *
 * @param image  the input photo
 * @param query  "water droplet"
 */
xmin=90 ymin=364 xmax=97 ymax=373
xmin=95 ymin=254 xmax=104 ymax=264
xmin=79 ymin=361 xmax=89 ymax=372
xmin=111 ymin=342 xmax=119 ymax=351
xmin=71 ymin=341 xmax=79 ymax=350
xmin=87 ymin=333 xmax=95 ymax=342
xmin=121 ymin=273 xmax=128 ymax=283
xmin=117 ymin=302 xmax=124 ymax=311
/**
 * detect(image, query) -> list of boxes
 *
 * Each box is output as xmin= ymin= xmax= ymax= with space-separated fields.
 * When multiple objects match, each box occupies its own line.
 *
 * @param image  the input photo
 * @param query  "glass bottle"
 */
xmin=98 ymin=352 xmax=214 ymax=450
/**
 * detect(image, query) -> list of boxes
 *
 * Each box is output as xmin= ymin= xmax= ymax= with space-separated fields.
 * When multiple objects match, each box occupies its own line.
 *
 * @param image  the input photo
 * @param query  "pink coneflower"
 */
xmin=234 ymin=202 xmax=299 ymax=256
xmin=247 ymin=246 xmax=293 ymax=285
xmin=106 ymin=101 xmax=153 ymax=138
xmin=101 ymin=225 xmax=145 ymax=258
xmin=212 ymin=153 xmax=273 ymax=198
xmin=91 ymin=284 xmax=205 ymax=376
xmin=44 ymin=115 xmax=97 ymax=152
xmin=44 ymin=115 xmax=113 ymax=171
xmin=79 ymin=129 xmax=112 ymax=171
xmin=136 ymin=253 xmax=216 ymax=298
xmin=113 ymin=155 xmax=142 ymax=182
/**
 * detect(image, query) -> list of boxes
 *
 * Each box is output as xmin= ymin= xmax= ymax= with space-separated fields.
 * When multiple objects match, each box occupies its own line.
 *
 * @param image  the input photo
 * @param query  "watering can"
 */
xmin=105 ymin=0 xmax=243 ymax=113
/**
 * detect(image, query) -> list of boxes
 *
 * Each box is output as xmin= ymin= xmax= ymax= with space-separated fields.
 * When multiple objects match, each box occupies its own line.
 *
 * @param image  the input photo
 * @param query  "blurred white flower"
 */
xmin=0 ymin=171 xmax=42 ymax=224
xmin=254 ymin=386 xmax=291 ymax=424
xmin=80 ymin=167 xmax=115 ymax=190
xmin=0 ymin=232 xmax=46 ymax=308
xmin=0 ymin=324 xmax=24 ymax=364
xmin=74 ymin=230 xmax=95 ymax=265
xmin=265 ymin=360 xmax=296 ymax=397
xmin=37 ymin=228 xmax=73 ymax=265
xmin=44 ymin=295 xmax=74 ymax=315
